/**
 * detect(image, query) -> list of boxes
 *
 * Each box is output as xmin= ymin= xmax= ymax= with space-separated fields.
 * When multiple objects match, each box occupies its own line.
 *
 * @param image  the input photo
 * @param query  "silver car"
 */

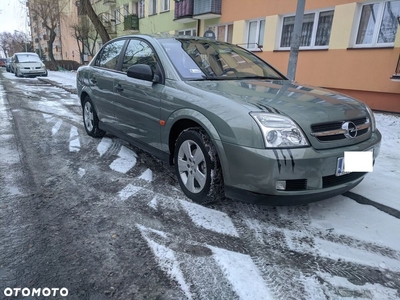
xmin=11 ymin=52 xmax=47 ymax=77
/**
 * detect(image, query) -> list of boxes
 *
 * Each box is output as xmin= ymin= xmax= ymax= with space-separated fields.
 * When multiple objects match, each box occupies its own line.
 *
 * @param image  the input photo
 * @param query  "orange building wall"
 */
xmin=220 ymin=0 xmax=400 ymax=113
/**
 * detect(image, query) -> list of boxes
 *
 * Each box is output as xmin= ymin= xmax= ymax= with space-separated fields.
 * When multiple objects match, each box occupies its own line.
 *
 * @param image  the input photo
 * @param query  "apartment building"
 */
xmin=27 ymin=0 xmax=81 ymax=63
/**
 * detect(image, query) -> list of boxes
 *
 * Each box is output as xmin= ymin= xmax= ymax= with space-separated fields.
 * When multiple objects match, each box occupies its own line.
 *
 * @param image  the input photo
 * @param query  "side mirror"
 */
xmin=127 ymin=64 xmax=154 ymax=82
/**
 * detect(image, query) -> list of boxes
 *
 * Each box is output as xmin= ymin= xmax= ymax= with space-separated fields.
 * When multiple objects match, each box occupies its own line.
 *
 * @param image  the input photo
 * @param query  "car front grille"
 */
xmin=311 ymin=117 xmax=369 ymax=142
xmin=322 ymin=172 xmax=366 ymax=188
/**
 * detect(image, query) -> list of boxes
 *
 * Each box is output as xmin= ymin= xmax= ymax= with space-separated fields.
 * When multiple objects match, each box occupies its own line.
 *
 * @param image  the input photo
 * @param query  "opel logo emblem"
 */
xmin=342 ymin=121 xmax=357 ymax=139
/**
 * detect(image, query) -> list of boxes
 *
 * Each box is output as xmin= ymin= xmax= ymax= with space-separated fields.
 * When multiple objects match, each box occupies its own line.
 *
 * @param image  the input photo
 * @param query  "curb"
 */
xmin=37 ymin=78 xmax=77 ymax=95
xmin=343 ymin=191 xmax=400 ymax=219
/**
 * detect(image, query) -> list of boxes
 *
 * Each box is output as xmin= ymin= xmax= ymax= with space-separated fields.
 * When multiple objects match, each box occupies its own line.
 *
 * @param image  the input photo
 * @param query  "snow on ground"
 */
xmin=47 ymin=70 xmax=77 ymax=89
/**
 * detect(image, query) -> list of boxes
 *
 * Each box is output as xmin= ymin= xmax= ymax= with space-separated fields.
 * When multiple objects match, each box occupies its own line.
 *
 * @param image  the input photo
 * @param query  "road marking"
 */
xmin=118 ymin=184 xmax=142 ymax=201
xmin=138 ymin=168 xmax=153 ymax=182
xmin=51 ymin=119 xmax=63 ymax=136
xmin=69 ymin=126 xmax=80 ymax=152
xmin=209 ymin=246 xmax=273 ymax=300
xmin=97 ymin=137 xmax=112 ymax=157
xmin=179 ymin=200 xmax=239 ymax=237
xmin=110 ymin=146 xmax=137 ymax=174
xmin=138 ymin=225 xmax=193 ymax=300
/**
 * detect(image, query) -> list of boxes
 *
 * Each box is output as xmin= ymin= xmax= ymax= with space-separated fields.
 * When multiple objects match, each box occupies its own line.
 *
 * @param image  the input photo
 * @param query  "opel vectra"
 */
xmin=77 ymin=35 xmax=381 ymax=205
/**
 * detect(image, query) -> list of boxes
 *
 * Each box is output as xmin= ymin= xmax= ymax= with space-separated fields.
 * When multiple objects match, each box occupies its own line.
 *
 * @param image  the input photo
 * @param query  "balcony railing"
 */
xmin=103 ymin=0 xmax=116 ymax=5
xmin=124 ymin=14 xmax=139 ymax=31
xmin=390 ymin=54 xmax=400 ymax=82
xmin=193 ymin=0 xmax=221 ymax=19
xmin=174 ymin=0 xmax=194 ymax=23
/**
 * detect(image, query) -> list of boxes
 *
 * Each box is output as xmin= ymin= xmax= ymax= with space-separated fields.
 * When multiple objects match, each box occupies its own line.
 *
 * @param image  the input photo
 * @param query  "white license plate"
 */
xmin=336 ymin=148 xmax=373 ymax=176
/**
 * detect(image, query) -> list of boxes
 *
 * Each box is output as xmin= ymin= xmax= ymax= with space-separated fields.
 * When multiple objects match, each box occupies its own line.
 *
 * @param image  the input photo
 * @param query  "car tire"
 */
xmin=174 ymin=128 xmax=224 ymax=205
xmin=82 ymin=96 xmax=106 ymax=138
xmin=14 ymin=68 xmax=18 ymax=77
xmin=43 ymin=70 xmax=48 ymax=77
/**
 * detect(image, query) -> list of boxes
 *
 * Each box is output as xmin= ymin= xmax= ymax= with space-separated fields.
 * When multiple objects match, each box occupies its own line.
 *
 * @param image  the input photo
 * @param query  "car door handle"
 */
xmin=115 ymin=84 xmax=124 ymax=93
xmin=90 ymin=77 xmax=97 ymax=84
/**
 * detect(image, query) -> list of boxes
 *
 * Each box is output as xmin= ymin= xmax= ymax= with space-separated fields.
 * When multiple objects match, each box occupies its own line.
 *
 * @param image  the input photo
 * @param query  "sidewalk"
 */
xmin=39 ymin=71 xmax=400 ymax=218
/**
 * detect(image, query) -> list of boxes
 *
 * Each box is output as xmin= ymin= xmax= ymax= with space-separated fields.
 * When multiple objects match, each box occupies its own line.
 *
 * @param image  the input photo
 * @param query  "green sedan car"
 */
xmin=77 ymin=35 xmax=381 ymax=205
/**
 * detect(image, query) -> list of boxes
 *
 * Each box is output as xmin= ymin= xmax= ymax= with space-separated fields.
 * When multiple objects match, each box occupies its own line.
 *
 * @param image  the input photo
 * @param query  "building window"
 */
xmin=247 ymin=19 xmax=265 ymax=49
xmin=149 ymin=0 xmax=157 ymax=15
xmin=114 ymin=7 xmax=121 ymax=24
xmin=280 ymin=10 xmax=334 ymax=49
xmin=208 ymin=24 xmax=233 ymax=43
xmin=138 ymin=0 xmax=145 ymax=18
xmin=123 ymin=4 xmax=129 ymax=17
xmin=161 ymin=0 xmax=169 ymax=12
xmin=355 ymin=0 xmax=400 ymax=47
xmin=178 ymin=29 xmax=197 ymax=36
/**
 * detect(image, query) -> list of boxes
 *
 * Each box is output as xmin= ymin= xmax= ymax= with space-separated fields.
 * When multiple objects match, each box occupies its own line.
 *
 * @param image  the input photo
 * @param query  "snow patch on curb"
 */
xmin=97 ymin=137 xmax=112 ymax=157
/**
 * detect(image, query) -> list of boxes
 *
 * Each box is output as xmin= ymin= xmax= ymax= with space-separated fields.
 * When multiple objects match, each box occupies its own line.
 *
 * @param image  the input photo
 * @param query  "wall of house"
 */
xmin=59 ymin=0 xmax=81 ymax=63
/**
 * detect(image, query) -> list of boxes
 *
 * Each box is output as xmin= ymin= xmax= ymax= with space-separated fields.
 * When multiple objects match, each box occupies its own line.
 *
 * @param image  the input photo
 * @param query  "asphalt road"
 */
xmin=1 ymin=69 xmax=399 ymax=300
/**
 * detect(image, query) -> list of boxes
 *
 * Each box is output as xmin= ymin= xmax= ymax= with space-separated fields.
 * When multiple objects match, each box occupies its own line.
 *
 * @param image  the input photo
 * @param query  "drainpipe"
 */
xmin=286 ymin=0 xmax=306 ymax=81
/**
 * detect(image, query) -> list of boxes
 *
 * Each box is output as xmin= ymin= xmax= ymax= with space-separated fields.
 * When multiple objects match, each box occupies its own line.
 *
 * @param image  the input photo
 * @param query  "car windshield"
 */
xmin=159 ymin=38 xmax=285 ymax=81
xmin=17 ymin=54 xmax=41 ymax=63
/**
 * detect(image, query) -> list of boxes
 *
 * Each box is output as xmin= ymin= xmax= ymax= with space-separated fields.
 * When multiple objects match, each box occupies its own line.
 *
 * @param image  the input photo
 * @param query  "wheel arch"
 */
xmin=164 ymin=109 xmax=231 ymax=185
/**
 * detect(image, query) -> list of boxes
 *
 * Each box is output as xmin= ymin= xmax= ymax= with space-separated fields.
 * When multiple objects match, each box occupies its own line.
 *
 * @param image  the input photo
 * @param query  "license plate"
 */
xmin=336 ymin=148 xmax=373 ymax=176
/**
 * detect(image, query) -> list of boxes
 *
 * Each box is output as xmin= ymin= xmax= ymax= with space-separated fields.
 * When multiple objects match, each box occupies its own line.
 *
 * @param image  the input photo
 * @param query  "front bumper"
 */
xmin=220 ymin=130 xmax=381 ymax=205
xmin=19 ymin=68 xmax=47 ymax=76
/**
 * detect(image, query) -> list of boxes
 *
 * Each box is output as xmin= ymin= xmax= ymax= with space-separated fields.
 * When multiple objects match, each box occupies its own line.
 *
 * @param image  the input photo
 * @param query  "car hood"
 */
xmin=186 ymin=79 xmax=367 ymax=123
xmin=185 ymin=79 xmax=370 ymax=149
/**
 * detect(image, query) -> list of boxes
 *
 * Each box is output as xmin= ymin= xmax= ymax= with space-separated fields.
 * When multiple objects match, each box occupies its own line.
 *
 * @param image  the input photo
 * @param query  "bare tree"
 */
xmin=27 ymin=0 xmax=68 ymax=63
xmin=70 ymin=18 xmax=99 ymax=63
xmin=80 ymin=0 xmax=110 ymax=44
xmin=0 ymin=31 xmax=31 ymax=57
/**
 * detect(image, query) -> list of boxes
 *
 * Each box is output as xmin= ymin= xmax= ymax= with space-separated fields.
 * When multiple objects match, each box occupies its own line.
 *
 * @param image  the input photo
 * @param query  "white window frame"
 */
xmin=177 ymin=28 xmax=197 ymax=36
xmin=149 ymin=0 xmax=158 ymax=15
xmin=138 ymin=0 xmax=145 ymax=18
xmin=208 ymin=23 xmax=233 ymax=42
xmin=114 ymin=7 xmax=121 ymax=25
xmin=278 ymin=8 xmax=335 ymax=50
xmin=352 ymin=0 xmax=400 ymax=48
xmin=161 ymin=0 xmax=170 ymax=12
xmin=245 ymin=19 xmax=266 ymax=51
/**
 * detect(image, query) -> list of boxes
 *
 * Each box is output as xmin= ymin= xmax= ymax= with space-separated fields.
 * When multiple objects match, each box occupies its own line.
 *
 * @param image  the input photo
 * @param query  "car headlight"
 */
xmin=250 ymin=112 xmax=309 ymax=148
xmin=365 ymin=105 xmax=376 ymax=132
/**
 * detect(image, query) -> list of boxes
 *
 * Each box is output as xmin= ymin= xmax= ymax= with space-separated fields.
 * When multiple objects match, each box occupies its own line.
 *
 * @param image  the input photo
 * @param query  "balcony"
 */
xmin=103 ymin=0 xmax=116 ymax=5
xmin=124 ymin=14 xmax=139 ymax=31
xmin=174 ymin=0 xmax=194 ymax=23
xmin=193 ymin=0 xmax=221 ymax=19
xmin=390 ymin=55 xmax=400 ymax=82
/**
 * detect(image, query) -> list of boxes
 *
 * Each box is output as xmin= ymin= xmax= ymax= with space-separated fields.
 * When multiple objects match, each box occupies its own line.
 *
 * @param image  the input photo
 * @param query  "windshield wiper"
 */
xmin=240 ymin=76 xmax=284 ymax=80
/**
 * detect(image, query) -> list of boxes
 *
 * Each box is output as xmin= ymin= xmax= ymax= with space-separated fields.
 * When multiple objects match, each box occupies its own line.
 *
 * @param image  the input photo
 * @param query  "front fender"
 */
xmin=162 ymin=108 xmax=232 ymax=186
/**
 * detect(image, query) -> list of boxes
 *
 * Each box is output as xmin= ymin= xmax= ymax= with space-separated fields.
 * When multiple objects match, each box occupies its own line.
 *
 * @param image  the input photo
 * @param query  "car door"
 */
xmin=90 ymin=39 xmax=127 ymax=127
xmin=113 ymin=38 xmax=165 ymax=151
